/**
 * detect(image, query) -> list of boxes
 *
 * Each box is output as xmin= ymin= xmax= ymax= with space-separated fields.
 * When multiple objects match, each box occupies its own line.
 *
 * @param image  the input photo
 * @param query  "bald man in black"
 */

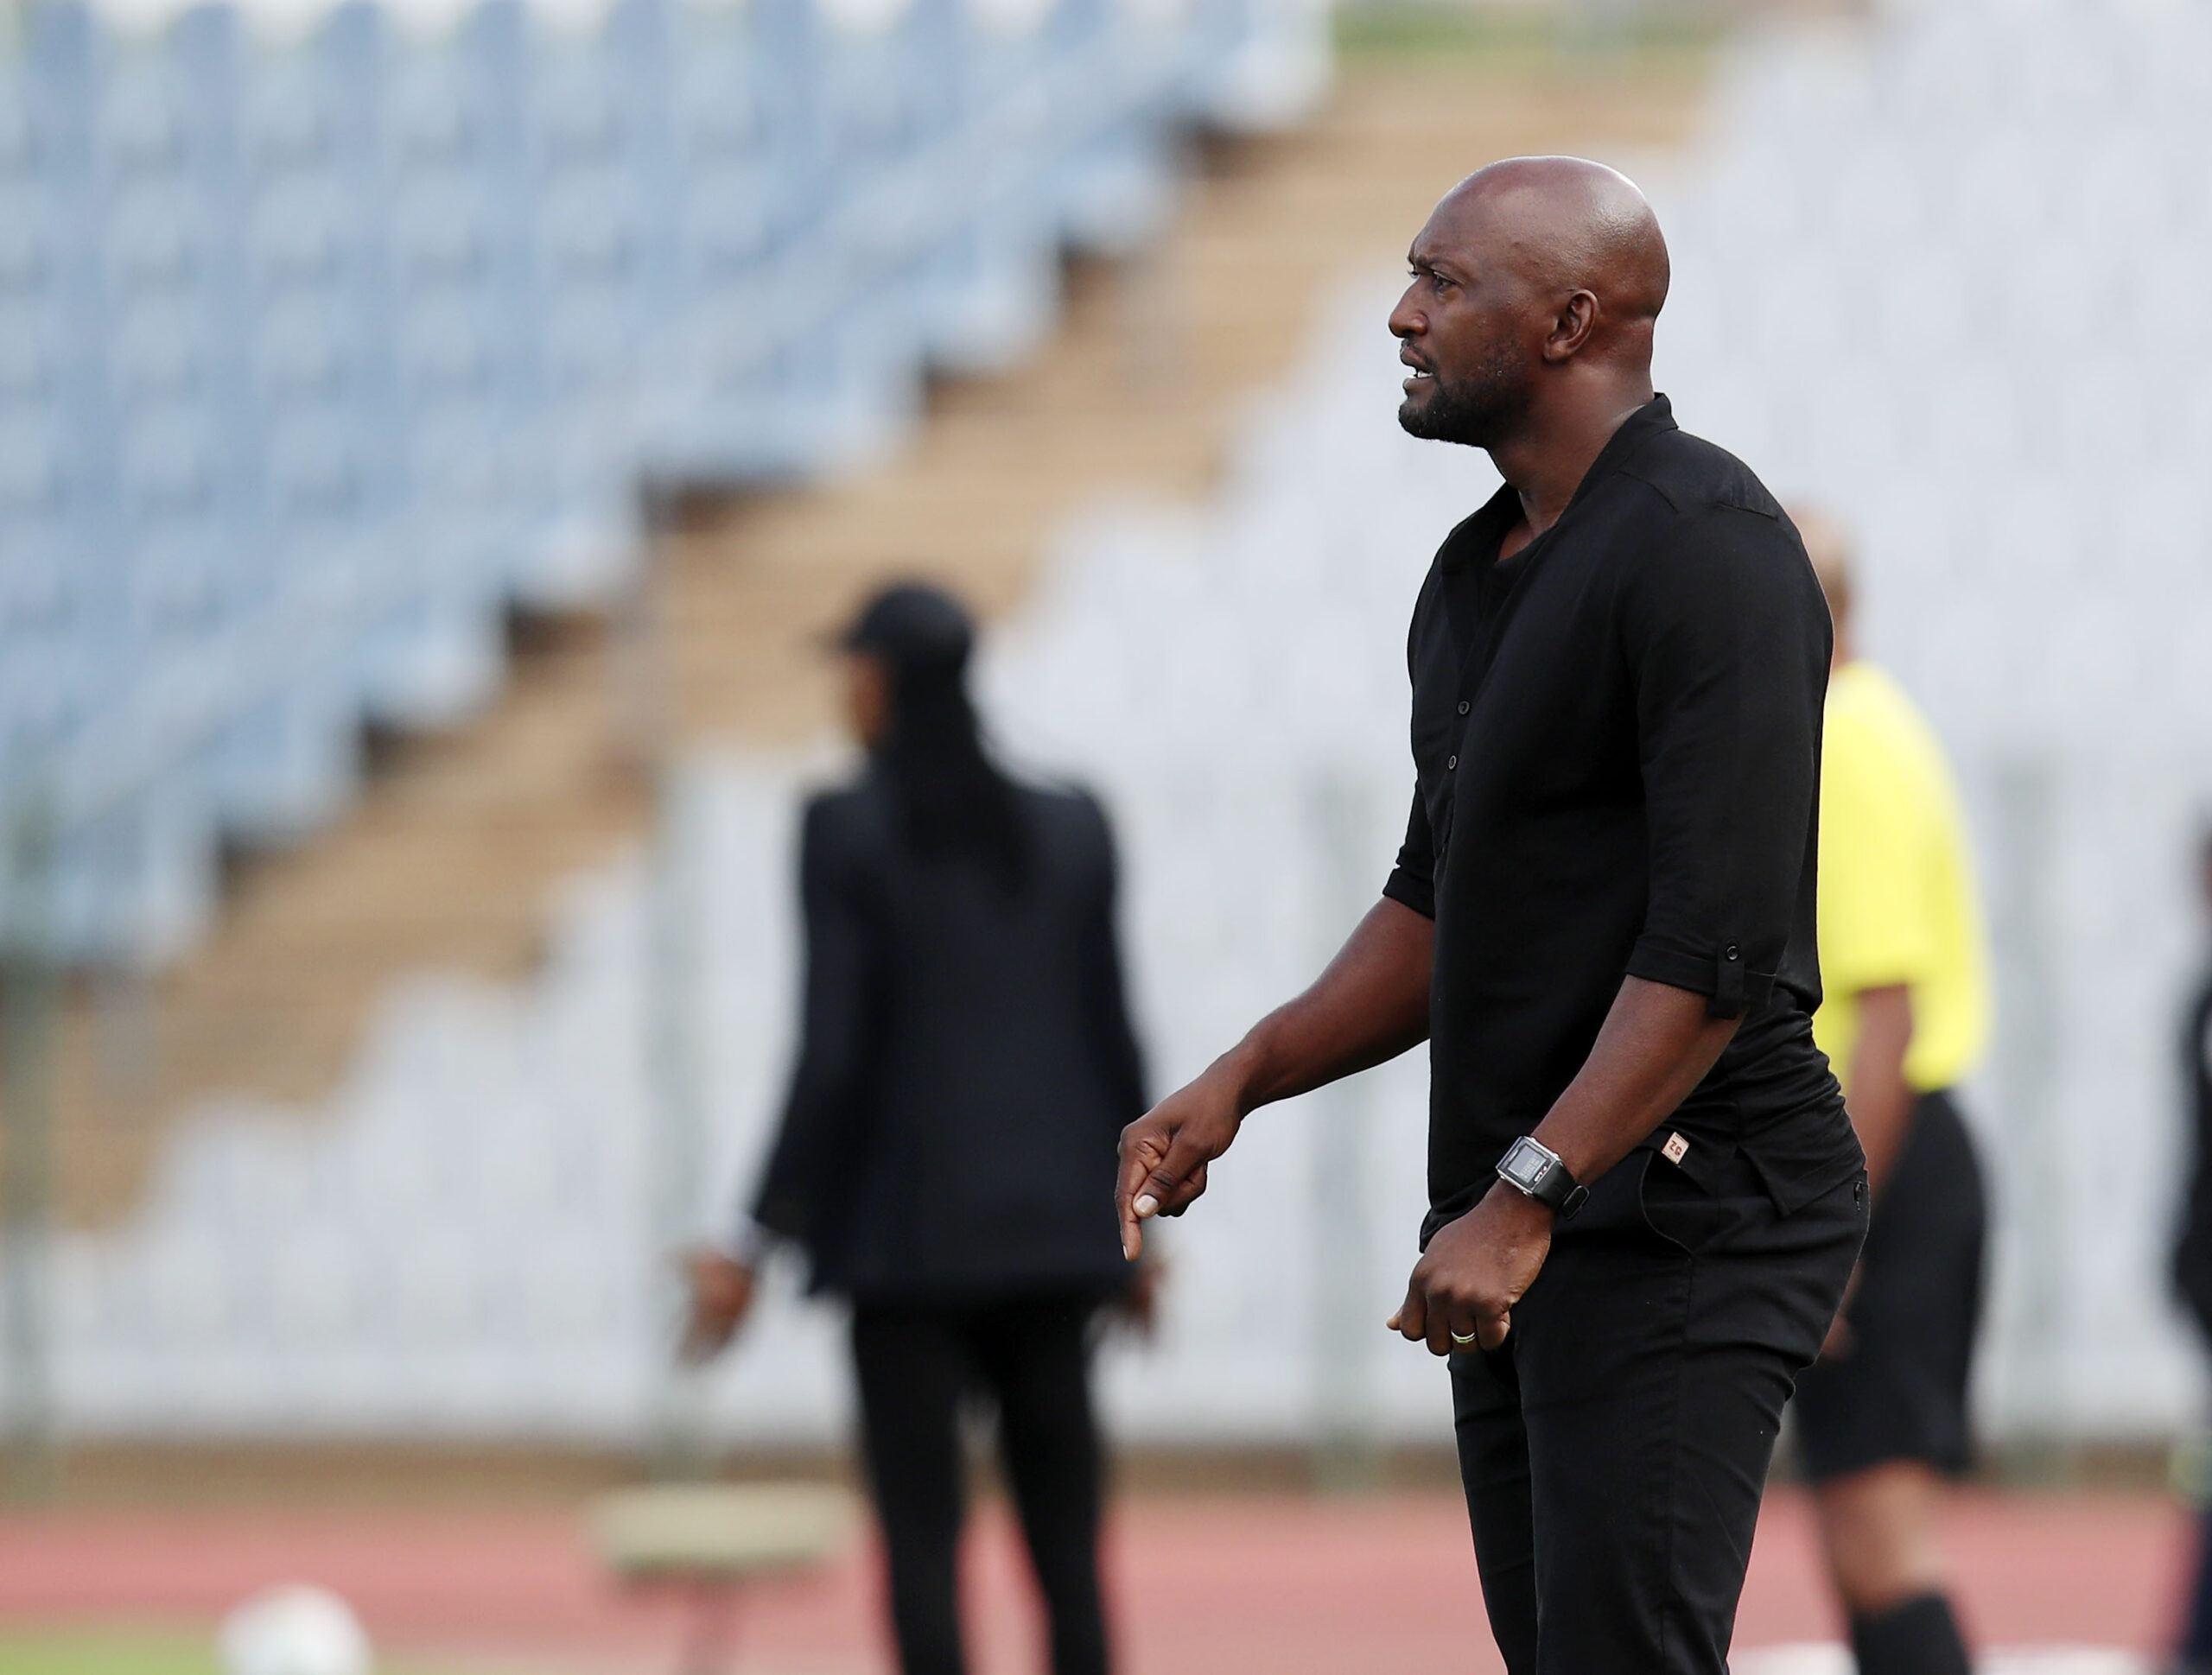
xmin=1116 ymin=159 xmax=1867 ymax=1673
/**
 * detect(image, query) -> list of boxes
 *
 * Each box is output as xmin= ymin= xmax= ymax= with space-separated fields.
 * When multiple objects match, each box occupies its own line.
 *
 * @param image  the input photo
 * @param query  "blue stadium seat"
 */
xmin=0 ymin=0 xmax=1316 ymax=962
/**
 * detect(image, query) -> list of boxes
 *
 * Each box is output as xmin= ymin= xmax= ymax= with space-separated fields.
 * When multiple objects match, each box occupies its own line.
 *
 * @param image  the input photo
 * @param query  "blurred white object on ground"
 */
xmin=591 ymin=1482 xmax=855 ymax=1582
xmin=218 ymin=1584 xmax=374 ymax=1675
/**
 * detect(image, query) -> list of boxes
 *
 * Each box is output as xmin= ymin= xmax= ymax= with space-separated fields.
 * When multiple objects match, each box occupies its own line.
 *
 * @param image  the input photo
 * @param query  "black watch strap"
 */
xmin=1538 ymin=1171 xmax=1591 ymax=1220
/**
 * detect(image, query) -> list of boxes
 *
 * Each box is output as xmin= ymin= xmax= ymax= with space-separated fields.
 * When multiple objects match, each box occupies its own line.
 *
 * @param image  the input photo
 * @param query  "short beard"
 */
xmin=1397 ymin=348 xmax=1531 ymax=447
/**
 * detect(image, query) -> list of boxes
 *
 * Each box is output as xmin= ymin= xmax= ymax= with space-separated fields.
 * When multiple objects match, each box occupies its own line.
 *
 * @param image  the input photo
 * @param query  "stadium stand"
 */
xmin=1651 ymin=0 xmax=2212 ymax=1450
xmin=41 ymin=44 xmax=1716 ymax=1443
xmin=43 ymin=0 xmax=2212 ymax=1457
xmin=0 ymin=0 xmax=1327 ymax=967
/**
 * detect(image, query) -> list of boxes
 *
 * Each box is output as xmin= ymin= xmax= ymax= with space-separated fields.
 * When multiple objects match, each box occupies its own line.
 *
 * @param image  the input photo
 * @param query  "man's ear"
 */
xmin=1543 ymin=290 xmax=1600 ymax=361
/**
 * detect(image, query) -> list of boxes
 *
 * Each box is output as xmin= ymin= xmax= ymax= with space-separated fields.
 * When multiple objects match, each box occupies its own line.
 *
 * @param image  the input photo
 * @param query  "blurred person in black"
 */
xmin=683 ymin=581 xmax=1151 ymax=1675
xmin=2170 ymin=827 xmax=2212 ymax=1675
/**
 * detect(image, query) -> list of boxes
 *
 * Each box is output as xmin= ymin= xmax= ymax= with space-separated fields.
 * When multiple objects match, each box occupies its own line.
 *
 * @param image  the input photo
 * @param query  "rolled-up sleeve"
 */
xmin=1619 ymin=507 xmax=1828 ymax=1017
xmin=1382 ymin=786 xmax=1438 ymax=920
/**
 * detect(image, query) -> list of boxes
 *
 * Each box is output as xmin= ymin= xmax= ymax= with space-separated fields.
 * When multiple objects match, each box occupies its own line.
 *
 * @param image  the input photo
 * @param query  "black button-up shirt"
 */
xmin=1382 ymin=397 xmax=1858 ymax=1237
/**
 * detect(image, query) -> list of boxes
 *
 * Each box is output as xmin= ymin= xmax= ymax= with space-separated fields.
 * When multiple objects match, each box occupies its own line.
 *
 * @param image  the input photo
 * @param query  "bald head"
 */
xmin=1391 ymin=157 xmax=1669 ymax=454
xmin=1439 ymin=156 xmax=1670 ymax=334
xmin=1791 ymin=505 xmax=1853 ymax=625
xmin=1789 ymin=505 xmax=1854 ymax=668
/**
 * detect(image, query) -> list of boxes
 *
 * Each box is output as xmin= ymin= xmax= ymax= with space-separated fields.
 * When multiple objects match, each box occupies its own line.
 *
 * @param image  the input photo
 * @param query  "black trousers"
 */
xmin=1452 ymin=1145 xmax=1865 ymax=1675
xmin=849 ymin=1292 xmax=1109 ymax=1675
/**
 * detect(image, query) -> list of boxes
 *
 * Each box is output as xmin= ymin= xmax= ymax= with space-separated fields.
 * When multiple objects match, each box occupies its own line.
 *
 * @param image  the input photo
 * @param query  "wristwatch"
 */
xmin=1496 ymin=1135 xmax=1589 ymax=1220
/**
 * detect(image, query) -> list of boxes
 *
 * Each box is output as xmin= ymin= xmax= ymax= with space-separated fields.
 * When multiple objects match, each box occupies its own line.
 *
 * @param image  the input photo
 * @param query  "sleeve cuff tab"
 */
xmin=1707 ymin=940 xmax=1746 ymax=1019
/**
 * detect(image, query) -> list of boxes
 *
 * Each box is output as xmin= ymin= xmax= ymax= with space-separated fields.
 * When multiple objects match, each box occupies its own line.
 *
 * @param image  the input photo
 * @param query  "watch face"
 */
xmin=1501 ymin=1137 xmax=1553 ymax=1191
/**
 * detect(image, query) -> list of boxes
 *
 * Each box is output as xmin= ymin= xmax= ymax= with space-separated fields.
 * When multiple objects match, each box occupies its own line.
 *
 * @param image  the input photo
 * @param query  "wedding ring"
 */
xmin=1449 ymin=1329 xmax=1479 ymax=1347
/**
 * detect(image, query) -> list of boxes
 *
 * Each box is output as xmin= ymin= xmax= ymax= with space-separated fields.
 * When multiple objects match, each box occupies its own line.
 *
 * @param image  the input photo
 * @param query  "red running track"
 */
xmin=0 ymin=1487 xmax=2193 ymax=1672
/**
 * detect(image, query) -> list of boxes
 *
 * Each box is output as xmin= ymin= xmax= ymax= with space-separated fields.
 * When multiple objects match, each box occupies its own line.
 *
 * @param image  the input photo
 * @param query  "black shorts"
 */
xmin=1791 ymin=1087 xmax=1986 ymax=1481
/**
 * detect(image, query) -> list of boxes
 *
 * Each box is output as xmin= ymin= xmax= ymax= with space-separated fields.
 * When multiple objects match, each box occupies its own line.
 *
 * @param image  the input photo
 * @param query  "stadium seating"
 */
xmin=43 ymin=0 xmax=2212 ymax=1449
xmin=0 ymin=0 xmax=1327 ymax=966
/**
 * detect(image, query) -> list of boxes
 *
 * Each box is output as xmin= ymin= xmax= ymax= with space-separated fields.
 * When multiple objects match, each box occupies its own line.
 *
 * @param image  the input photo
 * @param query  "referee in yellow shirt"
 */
xmin=1792 ymin=514 xmax=1993 ymax=1675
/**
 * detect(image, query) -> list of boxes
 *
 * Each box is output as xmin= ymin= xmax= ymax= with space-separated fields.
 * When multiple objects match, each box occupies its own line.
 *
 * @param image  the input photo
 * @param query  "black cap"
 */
xmin=837 ymin=581 xmax=974 ymax=670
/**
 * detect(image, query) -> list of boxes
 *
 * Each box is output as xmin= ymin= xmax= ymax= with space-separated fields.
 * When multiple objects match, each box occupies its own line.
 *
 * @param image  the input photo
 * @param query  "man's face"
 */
xmin=1388 ymin=194 xmax=1537 ymax=447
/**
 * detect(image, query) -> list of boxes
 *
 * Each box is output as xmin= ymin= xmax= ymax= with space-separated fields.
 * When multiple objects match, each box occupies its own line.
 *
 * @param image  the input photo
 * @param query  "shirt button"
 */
xmin=1446 ymin=754 xmax=1458 ymax=771
xmin=1458 ymin=700 xmax=1471 ymax=715
xmin=1724 ymin=944 xmax=1740 ymax=961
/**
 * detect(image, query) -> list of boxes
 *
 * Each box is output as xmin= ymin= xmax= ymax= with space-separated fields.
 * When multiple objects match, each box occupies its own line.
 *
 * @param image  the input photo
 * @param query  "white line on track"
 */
xmin=1732 ymin=1646 xmax=2150 ymax=1675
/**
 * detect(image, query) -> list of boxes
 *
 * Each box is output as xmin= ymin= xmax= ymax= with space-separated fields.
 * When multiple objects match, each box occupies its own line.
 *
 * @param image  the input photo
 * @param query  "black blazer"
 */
xmin=2176 ymin=969 xmax=2212 ymax=1339
xmin=749 ymin=771 xmax=1147 ymax=1301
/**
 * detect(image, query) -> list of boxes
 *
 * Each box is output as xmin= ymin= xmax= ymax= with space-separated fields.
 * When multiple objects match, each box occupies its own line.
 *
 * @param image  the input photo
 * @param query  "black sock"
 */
xmin=1848 ymin=1591 xmax=1971 ymax=1675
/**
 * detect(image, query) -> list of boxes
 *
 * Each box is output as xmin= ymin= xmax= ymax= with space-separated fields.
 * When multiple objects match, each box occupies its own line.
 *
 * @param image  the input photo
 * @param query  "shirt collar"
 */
xmin=1439 ymin=395 xmax=1675 ymax=574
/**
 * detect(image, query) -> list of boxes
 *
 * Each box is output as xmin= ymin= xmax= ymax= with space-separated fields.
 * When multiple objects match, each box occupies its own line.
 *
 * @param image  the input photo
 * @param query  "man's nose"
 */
xmin=1388 ymin=290 xmax=1422 ymax=340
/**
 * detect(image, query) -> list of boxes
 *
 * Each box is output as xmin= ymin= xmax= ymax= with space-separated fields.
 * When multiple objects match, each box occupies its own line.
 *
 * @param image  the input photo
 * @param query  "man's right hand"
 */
xmin=680 ymin=1248 xmax=758 ymax=1362
xmin=1116 ymin=898 xmax=1437 ymax=1261
xmin=1117 ymin=1063 xmax=1247 ymax=1259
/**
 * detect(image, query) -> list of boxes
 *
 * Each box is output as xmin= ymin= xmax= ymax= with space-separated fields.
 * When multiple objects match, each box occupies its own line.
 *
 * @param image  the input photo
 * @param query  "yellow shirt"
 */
xmin=1813 ymin=661 xmax=1993 ymax=1094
